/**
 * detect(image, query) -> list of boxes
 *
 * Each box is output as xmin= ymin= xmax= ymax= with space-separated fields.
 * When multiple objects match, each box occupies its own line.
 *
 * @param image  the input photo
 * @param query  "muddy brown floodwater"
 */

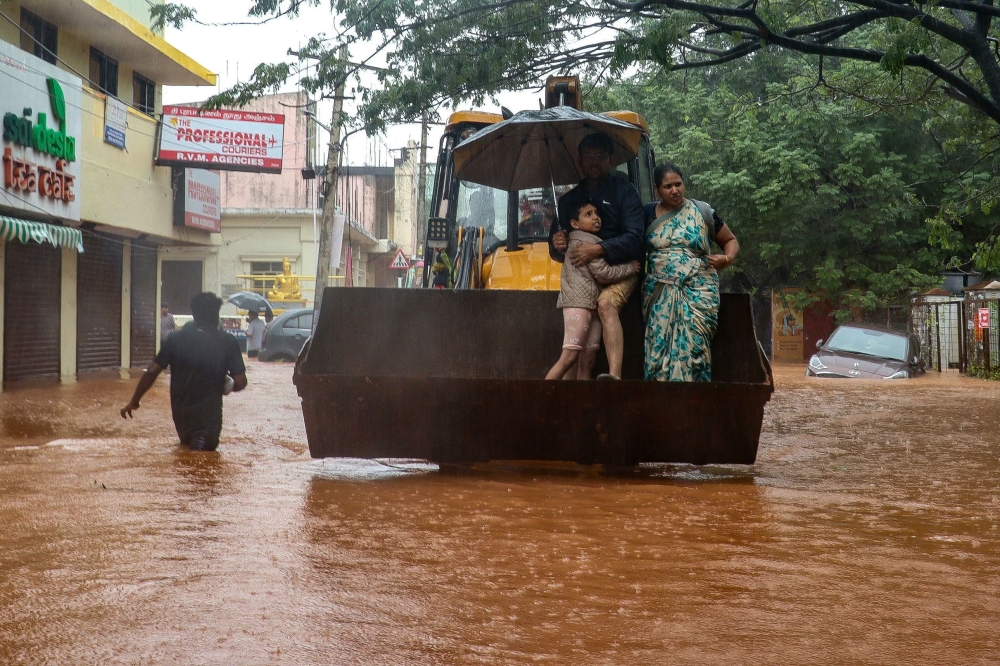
xmin=0 ymin=362 xmax=997 ymax=664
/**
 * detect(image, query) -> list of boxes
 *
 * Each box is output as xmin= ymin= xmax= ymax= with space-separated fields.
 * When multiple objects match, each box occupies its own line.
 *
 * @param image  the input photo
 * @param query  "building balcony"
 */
xmin=15 ymin=0 xmax=214 ymax=85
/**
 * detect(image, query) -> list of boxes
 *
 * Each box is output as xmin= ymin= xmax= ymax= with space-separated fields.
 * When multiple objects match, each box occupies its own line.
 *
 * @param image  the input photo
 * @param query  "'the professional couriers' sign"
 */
xmin=156 ymin=105 xmax=285 ymax=174
xmin=0 ymin=39 xmax=82 ymax=220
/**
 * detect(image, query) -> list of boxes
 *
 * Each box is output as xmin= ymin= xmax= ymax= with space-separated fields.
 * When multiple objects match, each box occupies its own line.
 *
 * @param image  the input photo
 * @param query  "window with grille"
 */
xmin=89 ymin=48 xmax=119 ymax=97
xmin=250 ymin=261 xmax=284 ymax=293
xmin=133 ymin=73 xmax=156 ymax=115
xmin=20 ymin=9 xmax=57 ymax=65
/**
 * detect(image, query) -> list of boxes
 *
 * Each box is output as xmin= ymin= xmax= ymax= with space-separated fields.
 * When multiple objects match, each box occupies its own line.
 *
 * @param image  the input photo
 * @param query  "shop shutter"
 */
xmin=130 ymin=243 xmax=157 ymax=366
xmin=77 ymin=232 xmax=122 ymax=372
xmin=3 ymin=241 xmax=61 ymax=383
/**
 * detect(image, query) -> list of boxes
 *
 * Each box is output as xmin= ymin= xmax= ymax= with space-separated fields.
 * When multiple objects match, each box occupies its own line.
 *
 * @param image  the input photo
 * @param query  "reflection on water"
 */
xmin=0 ymin=364 xmax=998 ymax=663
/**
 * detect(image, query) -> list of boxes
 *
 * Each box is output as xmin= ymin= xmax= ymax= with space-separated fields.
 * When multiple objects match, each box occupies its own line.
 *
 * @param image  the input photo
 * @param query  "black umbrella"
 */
xmin=227 ymin=291 xmax=273 ymax=316
xmin=452 ymin=106 xmax=643 ymax=191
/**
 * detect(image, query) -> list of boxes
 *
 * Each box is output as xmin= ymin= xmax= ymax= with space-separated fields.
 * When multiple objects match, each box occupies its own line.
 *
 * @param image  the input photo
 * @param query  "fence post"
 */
xmin=985 ymin=311 xmax=992 ymax=374
xmin=958 ymin=302 xmax=966 ymax=374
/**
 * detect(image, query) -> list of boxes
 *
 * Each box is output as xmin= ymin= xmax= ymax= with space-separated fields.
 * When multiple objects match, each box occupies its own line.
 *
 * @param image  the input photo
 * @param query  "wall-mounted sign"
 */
xmin=104 ymin=96 xmax=127 ymax=149
xmin=0 ymin=39 xmax=81 ymax=220
xmin=772 ymin=287 xmax=803 ymax=362
xmin=181 ymin=168 xmax=221 ymax=232
xmin=978 ymin=307 xmax=991 ymax=330
xmin=156 ymin=105 xmax=284 ymax=174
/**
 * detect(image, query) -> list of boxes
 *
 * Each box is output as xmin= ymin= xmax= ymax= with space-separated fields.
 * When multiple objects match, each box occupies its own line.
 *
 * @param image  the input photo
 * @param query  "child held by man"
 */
xmin=545 ymin=201 xmax=640 ymax=380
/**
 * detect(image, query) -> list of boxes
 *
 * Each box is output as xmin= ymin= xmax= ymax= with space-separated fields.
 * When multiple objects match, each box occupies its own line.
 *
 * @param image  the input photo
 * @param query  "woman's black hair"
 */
xmin=653 ymin=162 xmax=685 ymax=187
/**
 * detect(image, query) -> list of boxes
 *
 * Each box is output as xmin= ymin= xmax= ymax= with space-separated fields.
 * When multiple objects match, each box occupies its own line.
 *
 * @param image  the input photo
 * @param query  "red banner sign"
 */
xmin=977 ymin=308 xmax=991 ymax=330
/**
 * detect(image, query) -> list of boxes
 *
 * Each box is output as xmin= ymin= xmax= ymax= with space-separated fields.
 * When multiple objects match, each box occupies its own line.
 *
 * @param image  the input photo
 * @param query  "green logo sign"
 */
xmin=2 ymin=77 xmax=76 ymax=162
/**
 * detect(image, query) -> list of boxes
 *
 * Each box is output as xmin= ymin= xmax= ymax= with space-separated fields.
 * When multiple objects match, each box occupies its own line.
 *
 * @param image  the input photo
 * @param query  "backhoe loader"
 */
xmin=295 ymin=77 xmax=773 ymax=467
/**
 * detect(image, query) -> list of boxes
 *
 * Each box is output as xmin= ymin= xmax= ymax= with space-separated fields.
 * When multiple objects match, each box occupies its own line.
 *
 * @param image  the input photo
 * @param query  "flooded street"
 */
xmin=1 ymin=362 xmax=997 ymax=664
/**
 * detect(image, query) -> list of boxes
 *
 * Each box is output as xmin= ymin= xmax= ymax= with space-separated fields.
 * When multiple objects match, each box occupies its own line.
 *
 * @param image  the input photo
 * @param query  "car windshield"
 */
xmin=825 ymin=326 xmax=908 ymax=361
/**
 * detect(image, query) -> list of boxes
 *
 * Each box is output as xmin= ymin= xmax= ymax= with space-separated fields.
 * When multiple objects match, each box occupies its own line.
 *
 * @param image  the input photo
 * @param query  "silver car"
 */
xmin=259 ymin=308 xmax=313 ymax=362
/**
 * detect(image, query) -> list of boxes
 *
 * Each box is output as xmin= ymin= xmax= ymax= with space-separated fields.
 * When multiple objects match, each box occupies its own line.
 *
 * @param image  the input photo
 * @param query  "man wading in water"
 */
xmin=121 ymin=292 xmax=247 ymax=451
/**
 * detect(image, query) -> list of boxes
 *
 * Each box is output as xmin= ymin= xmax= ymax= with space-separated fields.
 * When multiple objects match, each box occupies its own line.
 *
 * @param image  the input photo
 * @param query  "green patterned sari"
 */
xmin=642 ymin=200 xmax=720 ymax=382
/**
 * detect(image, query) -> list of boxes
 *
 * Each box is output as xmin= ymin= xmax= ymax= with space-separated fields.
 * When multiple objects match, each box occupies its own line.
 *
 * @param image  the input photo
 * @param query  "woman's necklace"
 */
xmin=657 ymin=198 xmax=687 ymax=217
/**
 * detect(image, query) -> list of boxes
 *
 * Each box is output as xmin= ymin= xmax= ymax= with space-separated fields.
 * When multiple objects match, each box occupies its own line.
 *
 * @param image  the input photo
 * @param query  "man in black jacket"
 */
xmin=549 ymin=132 xmax=645 ymax=379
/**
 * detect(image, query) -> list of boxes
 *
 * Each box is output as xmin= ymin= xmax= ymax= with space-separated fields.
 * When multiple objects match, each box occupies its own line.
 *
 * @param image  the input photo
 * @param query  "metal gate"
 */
xmin=3 ymin=241 xmax=61 ymax=383
xmin=963 ymin=288 xmax=1000 ymax=378
xmin=910 ymin=294 xmax=964 ymax=372
xmin=130 ymin=242 xmax=157 ymax=366
xmin=77 ymin=232 xmax=122 ymax=373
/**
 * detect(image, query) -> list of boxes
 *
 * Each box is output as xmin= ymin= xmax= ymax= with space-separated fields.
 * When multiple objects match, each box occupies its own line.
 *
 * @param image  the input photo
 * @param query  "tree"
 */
xmin=588 ymin=52 xmax=998 ymax=316
xmin=155 ymin=0 xmax=1000 ymax=130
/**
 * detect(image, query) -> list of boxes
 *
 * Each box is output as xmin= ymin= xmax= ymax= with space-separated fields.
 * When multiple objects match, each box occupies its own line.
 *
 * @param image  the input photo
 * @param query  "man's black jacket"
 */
xmin=548 ymin=174 xmax=645 ymax=265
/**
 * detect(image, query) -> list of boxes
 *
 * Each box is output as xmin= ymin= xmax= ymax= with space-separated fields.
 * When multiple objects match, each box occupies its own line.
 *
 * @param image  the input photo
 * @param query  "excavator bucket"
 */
xmin=295 ymin=288 xmax=773 ymax=467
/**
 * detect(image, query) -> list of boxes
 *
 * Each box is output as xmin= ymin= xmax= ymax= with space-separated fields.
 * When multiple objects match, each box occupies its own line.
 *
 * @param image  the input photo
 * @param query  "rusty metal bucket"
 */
xmin=296 ymin=288 xmax=773 ymax=466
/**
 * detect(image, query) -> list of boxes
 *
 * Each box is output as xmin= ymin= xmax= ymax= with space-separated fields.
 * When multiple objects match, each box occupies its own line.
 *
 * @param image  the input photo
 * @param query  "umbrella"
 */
xmin=452 ymin=106 xmax=643 ymax=191
xmin=227 ymin=291 xmax=273 ymax=316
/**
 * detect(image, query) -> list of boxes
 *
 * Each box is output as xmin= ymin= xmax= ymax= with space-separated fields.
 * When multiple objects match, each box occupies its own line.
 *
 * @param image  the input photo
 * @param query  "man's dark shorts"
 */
xmin=175 ymin=417 xmax=222 ymax=452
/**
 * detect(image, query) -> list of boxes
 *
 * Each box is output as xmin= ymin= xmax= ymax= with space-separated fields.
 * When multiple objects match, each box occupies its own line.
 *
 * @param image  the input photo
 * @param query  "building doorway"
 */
xmin=161 ymin=260 xmax=203 ymax=315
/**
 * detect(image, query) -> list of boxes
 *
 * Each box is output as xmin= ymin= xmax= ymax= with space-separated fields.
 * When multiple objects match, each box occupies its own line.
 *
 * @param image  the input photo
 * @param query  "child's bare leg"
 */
xmin=546 ymin=349 xmax=580 ymax=380
xmin=597 ymin=298 xmax=625 ymax=378
xmin=548 ymin=308 xmax=590 ymax=380
xmin=577 ymin=314 xmax=602 ymax=380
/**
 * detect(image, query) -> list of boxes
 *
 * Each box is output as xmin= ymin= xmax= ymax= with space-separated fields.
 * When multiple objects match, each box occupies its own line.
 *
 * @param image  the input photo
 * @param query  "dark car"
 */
xmin=259 ymin=308 xmax=313 ymax=362
xmin=806 ymin=324 xmax=925 ymax=379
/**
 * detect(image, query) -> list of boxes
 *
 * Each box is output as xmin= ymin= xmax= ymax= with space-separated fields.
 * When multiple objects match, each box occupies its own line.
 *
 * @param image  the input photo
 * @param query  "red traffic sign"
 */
xmin=389 ymin=248 xmax=410 ymax=270
xmin=977 ymin=307 xmax=991 ymax=330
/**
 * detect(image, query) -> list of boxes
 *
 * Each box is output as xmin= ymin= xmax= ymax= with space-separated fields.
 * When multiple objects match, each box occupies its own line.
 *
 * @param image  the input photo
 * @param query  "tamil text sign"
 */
xmin=104 ymin=96 xmax=127 ymax=149
xmin=183 ymin=169 xmax=221 ymax=232
xmin=157 ymin=105 xmax=284 ymax=174
xmin=0 ymin=39 xmax=82 ymax=221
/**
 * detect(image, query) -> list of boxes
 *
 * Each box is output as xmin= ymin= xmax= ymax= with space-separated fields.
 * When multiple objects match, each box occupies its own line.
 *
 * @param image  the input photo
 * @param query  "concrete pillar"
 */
xmin=60 ymin=247 xmax=77 ymax=384
xmin=155 ymin=251 xmax=162 ymax=353
xmin=119 ymin=240 xmax=131 ymax=378
xmin=0 ymin=241 xmax=5 ymax=390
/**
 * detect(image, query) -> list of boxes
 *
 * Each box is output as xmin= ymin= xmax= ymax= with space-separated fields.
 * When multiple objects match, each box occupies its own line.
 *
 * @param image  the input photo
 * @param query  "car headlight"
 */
xmin=808 ymin=355 xmax=827 ymax=370
xmin=885 ymin=370 xmax=909 ymax=379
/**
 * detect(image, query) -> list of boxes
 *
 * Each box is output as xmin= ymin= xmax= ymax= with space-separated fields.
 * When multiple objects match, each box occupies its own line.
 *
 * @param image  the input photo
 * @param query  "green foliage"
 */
xmin=590 ymin=53 xmax=999 ymax=318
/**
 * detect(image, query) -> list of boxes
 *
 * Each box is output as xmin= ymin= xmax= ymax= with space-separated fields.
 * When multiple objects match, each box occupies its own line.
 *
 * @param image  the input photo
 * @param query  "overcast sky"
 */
xmin=161 ymin=1 xmax=540 ymax=167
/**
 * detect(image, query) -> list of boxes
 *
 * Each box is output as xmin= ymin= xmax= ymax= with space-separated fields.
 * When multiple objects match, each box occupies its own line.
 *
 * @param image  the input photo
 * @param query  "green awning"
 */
xmin=0 ymin=216 xmax=84 ymax=253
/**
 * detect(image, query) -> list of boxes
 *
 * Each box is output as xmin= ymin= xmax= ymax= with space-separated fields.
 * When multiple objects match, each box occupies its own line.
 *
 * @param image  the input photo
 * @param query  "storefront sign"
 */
xmin=156 ymin=106 xmax=284 ymax=174
xmin=104 ymin=96 xmax=128 ymax=149
xmin=182 ymin=169 xmax=221 ymax=232
xmin=977 ymin=307 xmax=991 ymax=330
xmin=0 ymin=40 xmax=81 ymax=220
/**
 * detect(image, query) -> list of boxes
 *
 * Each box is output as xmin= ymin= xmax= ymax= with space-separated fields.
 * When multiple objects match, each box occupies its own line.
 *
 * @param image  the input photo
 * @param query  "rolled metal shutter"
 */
xmin=76 ymin=232 xmax=122 ymax=372
xmin=3 ymin=241 xmax=61 ymax=383
xmin=130 ymin=243 xmax=157 ymax=366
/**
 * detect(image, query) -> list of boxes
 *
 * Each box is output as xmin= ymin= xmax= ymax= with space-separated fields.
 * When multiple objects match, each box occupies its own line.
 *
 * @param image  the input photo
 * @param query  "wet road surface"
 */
xmin=0 ymin=362 xmax=997 ymax=664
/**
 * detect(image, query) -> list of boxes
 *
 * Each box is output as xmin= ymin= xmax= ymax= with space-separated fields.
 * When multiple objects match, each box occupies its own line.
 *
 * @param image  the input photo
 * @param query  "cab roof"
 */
xmin=445 ymin=109 xmax=650 ymax=135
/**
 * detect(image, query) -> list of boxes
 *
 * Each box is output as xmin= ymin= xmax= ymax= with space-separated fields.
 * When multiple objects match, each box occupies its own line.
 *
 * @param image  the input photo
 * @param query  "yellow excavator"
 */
xmin=296 ymin=77 xmax=773 ymax=467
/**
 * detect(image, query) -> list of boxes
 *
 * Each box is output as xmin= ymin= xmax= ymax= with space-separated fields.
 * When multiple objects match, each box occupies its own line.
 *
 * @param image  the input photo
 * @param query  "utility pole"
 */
xmin=313 ymin=44 xmax=348 ymax=318
xmin=416 ymin=109 xmax=429 ymax=260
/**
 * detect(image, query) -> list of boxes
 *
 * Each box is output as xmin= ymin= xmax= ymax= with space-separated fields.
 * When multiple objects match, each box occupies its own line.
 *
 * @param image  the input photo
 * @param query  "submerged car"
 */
xmin=259 ymin=308 xmax=312 ymax=362
xmin=806 ymin=324 xmax=925 ymax=379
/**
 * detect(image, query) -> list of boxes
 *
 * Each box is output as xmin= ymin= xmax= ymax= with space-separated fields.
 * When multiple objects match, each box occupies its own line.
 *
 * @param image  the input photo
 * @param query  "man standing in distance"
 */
xmin=121 ymin=292 xmax=247 ymax=451
xmin=549 ymin=132 xmax=645 ymax=379
xmin=160 ymin=302 xmax=176 ymax=342
xmin=245 ymin=309 xmax=265 ymax=359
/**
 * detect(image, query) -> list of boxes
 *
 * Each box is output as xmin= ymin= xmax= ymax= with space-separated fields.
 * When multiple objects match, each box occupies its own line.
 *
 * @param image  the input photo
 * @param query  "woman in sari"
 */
xmin=643 ymin=163 xmax=740 ymax=382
